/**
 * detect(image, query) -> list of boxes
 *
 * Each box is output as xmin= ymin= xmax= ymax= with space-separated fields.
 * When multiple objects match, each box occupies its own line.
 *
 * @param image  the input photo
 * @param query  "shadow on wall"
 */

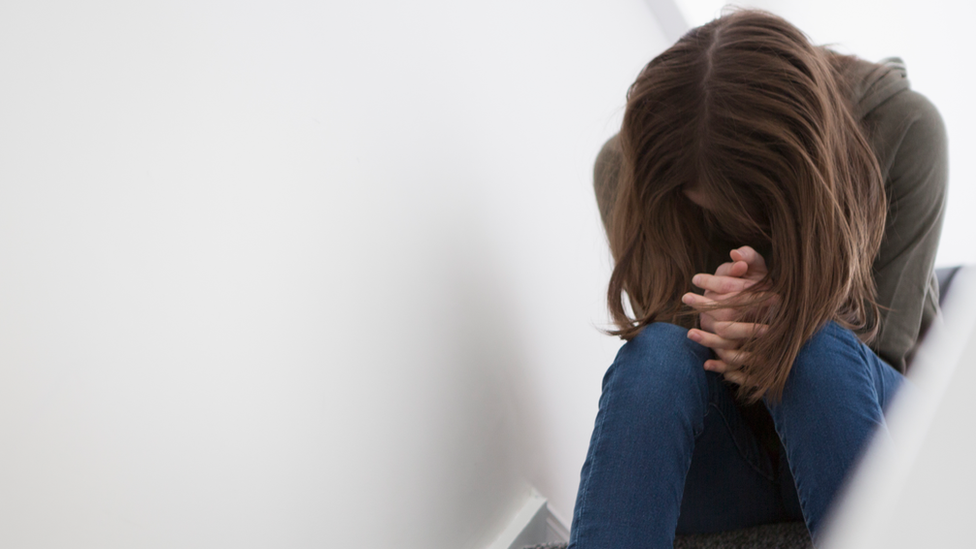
xmin=324 ymin=177 xmax=556 ymax=549
xmin=421 ymin=215 xmax=555 ymax=549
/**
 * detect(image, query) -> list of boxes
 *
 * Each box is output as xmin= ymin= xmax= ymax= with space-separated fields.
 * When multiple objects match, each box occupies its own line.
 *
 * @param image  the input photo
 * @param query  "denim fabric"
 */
xmin=568 ymin=322 xmax=903 ymax=549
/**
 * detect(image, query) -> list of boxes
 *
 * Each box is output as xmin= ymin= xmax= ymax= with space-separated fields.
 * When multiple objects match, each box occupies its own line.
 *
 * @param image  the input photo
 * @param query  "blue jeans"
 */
xmin=568 ymin=322 xmax=903 ymax=548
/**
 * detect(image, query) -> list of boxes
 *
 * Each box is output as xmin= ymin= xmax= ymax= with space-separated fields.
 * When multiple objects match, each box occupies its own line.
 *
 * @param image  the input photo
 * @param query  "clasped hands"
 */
xmin=681 ymin=246 xmax=773 ymax=386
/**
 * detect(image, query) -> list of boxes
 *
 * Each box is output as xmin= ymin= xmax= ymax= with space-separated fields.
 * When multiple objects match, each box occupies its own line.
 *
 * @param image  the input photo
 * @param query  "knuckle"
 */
xmin=714 ymin=321 xmax=731 ymax=337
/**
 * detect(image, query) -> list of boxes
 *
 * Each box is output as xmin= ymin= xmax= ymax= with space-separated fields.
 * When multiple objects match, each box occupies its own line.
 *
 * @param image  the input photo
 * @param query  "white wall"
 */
xmin=675 ymin=0 xmax=976 ymax=267
xmin=0 ymin=1 xmax=668 ymax=547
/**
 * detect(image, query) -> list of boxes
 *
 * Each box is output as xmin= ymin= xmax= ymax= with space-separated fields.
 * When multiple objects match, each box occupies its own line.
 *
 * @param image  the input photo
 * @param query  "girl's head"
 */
xmin=607 ymin=8 xmax=886 ymax=401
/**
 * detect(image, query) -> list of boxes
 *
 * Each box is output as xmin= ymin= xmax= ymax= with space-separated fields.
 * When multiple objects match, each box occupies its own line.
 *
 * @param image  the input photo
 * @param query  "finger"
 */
xmin=700 ymin=312 xmax=745 ymax=333
xmin=681 ymin=292 xmax=718 ymax=311
xmin=704 ymin=359 xmax=731 ymax=373
xmin=714 ymin=261 xmax=732 ymax=277
xmin=682 ymin=293 xmax=739 ymax=317
xmin=729 ymin=260 xmax=749 ymax=278
xmin=699 ymin=304 xmax=738 ymax=326
xmin=687 ymin=329 xmax=738 ymax=350
xmin=714 ymin=347 xmax=753 ymax=368
xmin=722 ymin=370 xmax=758 ymax=387
xmin=692 ymin=273 xmax=756 ymax=294
xmin=713 ymin=259 xmax=749 ymax=279
xmin=713 ymin=290 xmax=780 ymax=316
xmin=714 ymin=261 xmax=734 ymax=277
xmin=730 ymin=246 xmax=767 ymax=271
xmin=700 ymin=312 xmax=717 ymax=333
xmin=712 ymin=321 xmax=769 ymax=340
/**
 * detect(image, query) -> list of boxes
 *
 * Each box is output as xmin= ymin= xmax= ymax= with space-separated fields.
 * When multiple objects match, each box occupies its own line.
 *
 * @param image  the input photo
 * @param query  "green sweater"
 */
xmin=593 ymin=55 xmax=948 ymax=374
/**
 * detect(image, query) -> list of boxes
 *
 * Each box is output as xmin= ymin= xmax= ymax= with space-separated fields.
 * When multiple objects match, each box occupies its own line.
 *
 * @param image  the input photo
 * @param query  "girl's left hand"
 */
xmin=682 ymin=294 xmax=766 ymax=373
xmin=682 ymin=256 xmax=772 ymax=386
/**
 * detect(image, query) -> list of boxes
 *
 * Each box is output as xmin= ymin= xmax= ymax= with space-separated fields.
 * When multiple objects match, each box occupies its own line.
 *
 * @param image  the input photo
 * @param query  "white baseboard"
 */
xmin=545 ymin=506 xmax=570 ymax=543
xmin=486 ymin=489 xmax=569 ymax=549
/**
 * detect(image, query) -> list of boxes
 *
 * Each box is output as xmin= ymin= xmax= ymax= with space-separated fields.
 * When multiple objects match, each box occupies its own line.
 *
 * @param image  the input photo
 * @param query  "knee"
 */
xmin=787 ymin=322 xmax=867 ymax=388
xmin=770 ymin=322 xmax=886 ymax=417
xmin=604 ymin=322 xmax=712 ymax=397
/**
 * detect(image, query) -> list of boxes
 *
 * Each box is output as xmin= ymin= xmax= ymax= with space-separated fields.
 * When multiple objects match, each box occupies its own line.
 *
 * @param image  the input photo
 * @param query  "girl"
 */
xmin=569 ymin=9 xmax=947 ymax=548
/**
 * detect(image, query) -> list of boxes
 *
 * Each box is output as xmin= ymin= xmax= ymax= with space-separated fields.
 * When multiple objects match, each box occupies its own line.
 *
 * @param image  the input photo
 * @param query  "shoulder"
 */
xmin=595 ymin=134 xmax=622 ymax=179
xmin=828 ymin=51 xmax=942 ymax=132
xmin=833 ymin=53 xmax=948 ymax=193
xmin=870 ymin=86 xmax=946 ymax=164
xmin=875 ymin=86 xmax=948 ymax=205
xmin=867 ymin=87 xmax=947 ymax=204
xmin=831 ymin=53 xmax=910 ymax=120
xmin=594 ymin=134 xmax=623 ymax=228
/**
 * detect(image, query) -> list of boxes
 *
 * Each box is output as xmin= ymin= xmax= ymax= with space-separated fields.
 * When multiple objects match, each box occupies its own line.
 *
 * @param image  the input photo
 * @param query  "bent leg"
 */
xmin=569 ymin=323 xmax=712 ymax=549
xmin=676 ymin=380 xmax=803 ymax=533
xmin=765 ymin=322 xmax=904 ymax=542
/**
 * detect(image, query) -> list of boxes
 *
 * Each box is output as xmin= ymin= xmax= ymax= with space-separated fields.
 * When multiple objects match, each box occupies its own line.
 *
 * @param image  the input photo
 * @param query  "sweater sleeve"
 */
xmin=865 ymin=88 xmax=949 ymax=373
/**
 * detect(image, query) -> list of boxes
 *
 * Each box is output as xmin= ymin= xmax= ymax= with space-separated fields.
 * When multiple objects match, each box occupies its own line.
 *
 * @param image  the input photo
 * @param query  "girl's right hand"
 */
xmin=696 ymin=246 xmax=769 ymax=333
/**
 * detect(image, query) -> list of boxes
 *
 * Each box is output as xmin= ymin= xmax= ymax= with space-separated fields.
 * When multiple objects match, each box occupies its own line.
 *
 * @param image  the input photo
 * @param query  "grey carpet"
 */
xmin=523 ymin=520 xmax=812 ymax=549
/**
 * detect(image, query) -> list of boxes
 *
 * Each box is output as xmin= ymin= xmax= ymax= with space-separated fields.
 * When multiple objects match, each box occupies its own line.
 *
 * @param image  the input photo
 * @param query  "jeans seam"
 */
xmin=705 ymin=402 xmax=777 ymax=483
xmin=775 ymin=421 xmax=817 ymax=541
xmin=877 ymin=350 xmax=888 ymax=412
xmin=571 ymin=363 xmax=616 ymax=546
xmin=694 ymin=405 xmax=708 ymax=439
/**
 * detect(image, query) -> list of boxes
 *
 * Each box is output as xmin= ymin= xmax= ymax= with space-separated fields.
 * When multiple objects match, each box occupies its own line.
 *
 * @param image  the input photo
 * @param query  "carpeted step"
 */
xmin=523 ymin=520 xmax=811 ymax=549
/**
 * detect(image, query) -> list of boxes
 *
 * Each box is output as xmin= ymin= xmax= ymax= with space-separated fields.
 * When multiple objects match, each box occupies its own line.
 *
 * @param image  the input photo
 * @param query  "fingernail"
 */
xmin=687 ymin=330 xmax=701 ymax=342
xmin=682 ymin=293 xmax=692 ymax=304
xmin=692 ymin=274 xmax=702 ymax=286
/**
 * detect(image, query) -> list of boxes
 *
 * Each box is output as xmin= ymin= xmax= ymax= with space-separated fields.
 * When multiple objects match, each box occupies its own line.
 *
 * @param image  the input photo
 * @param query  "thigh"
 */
xmin=570 ymin=322 xmax=716 ymax=549
xmin=676 ymin=373 xmax=803 ymax=534
xmin=764 ymin=321 xmax=905 ymax=540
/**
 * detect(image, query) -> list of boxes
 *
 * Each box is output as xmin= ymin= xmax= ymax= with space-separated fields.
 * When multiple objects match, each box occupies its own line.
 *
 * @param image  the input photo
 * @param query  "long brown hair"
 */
xmin=607 ymin=9 xmax=887 ymax=402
